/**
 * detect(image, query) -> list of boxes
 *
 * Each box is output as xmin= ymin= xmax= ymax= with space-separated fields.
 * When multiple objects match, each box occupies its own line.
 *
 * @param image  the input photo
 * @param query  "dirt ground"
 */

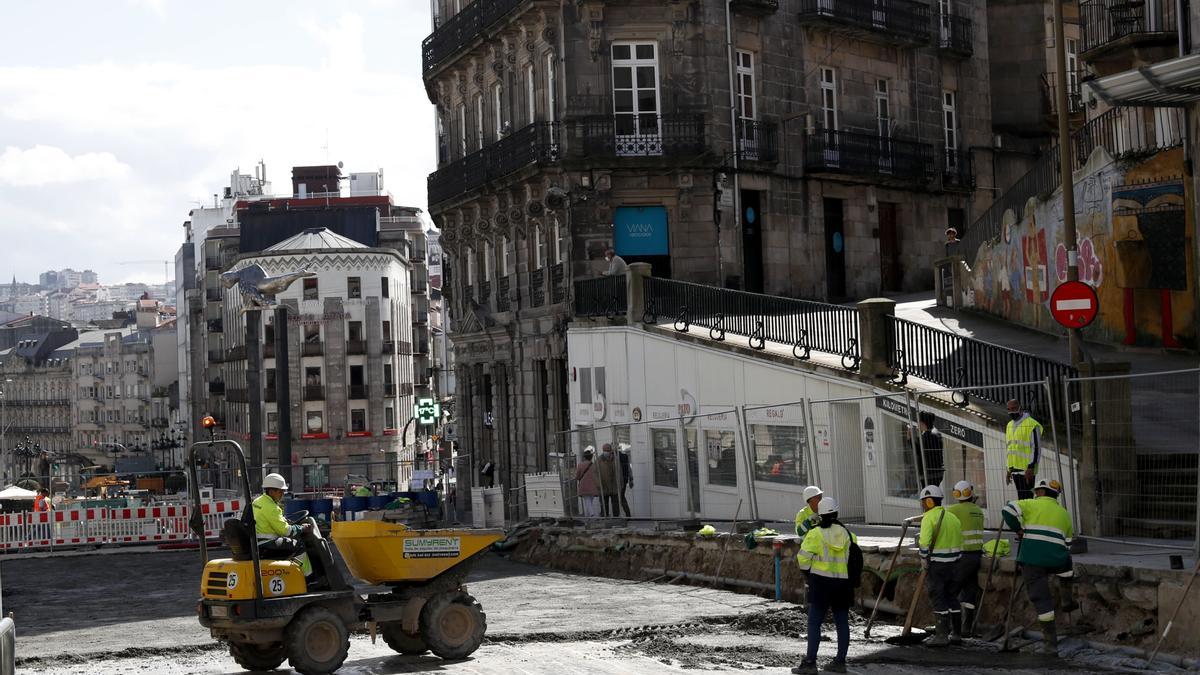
xmin=0 ymin=547 xmax=1177 ymax=674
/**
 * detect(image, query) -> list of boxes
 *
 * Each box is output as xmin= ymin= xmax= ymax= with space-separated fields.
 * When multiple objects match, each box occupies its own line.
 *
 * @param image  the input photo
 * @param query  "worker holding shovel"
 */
xmin=918 ymin=485 xmax=964 ymax=647
xmin=1001 ymin=478 xmax=1075 ymax=655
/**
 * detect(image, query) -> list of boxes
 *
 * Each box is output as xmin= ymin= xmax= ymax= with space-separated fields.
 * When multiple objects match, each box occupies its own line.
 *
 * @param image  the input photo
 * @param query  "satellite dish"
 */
xmin=337 ymin=160 xmax=344 ymax=169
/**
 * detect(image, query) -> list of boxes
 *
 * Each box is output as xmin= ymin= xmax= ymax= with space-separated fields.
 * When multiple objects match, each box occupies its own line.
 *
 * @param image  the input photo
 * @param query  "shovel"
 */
xmin=967 ymin=519 xmax=1007 ymax=636
xmin=865 ymin=515 xmax=921 ymax=639
xmin=884 ymin=509 xmax=947 ymax=646
xmin=1149 ymin=556 xmax=1200 ymax=664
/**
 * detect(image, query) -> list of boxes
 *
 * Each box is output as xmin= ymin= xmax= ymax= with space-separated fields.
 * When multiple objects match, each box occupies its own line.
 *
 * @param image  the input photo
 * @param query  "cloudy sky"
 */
xmin=0 ymin=0 xmax=435 ymax=286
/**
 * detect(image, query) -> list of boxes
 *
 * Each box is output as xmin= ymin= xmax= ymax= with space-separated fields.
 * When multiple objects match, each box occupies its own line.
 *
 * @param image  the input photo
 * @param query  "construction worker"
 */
xmin=33 ymin=488 xmax=51 ymax=512
xmin=1005 ymin=399 xmax=1042 ymax=499
xmin=792 ymin=497 xmax=855 ymax=674
xmin=918 ymin=484 xmax=964 ymax=646
xmin=948 ymin=480 xmax=985 ymax=636
xmin=253 ymin=472 xmax=313 ymax=577
xmin=1002 ymin=478 xmax=1076 ymax=655
xmin=794 ymin=485 xmax=823 ymax=538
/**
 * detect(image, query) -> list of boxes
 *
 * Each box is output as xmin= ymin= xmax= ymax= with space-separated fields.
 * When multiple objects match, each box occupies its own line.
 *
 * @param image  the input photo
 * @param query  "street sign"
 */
xmin=1050 ymin=281 xmax=1099 ymax=329
xmin=414 ymin=398 xmax=440 ymax=425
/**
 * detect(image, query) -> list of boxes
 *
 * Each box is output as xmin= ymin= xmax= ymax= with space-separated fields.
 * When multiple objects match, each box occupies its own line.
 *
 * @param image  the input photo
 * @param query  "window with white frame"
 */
xmin=499 ymin=235 xmax=510 ymax=277
xmin=474 ymin=93 xmax=484 ymax=150
xmin=611 ymin=42 xmax=661 ymax=154
xmin=736 ymin=50 xmax=757 ymax=156
xmin=546 ymin=52 xmax=557 ymax=123
xmin=943 ymin=90 xmax=958 ymax=167
xmin=493 ymin=83 xmax=504 ymax=138
xmin=1067 ymin=38 xmax=1079 ymax=103
xmin=820 ymin=67 xmax=838 ymax=131
xmin=876 ymin=79 xmax=891 ymax=138
xmin=458 ymin=103 xmax=467 ymax=156
xmin=465 ymin=246 xmax=475 ymax=287
xmin=525 ymin=63 xmax=536 ymax=124
xmin=534 ymin=224 xmax=545 ymax=270
xmin=482 ymin=241 xmax=492 ymax=281
xmin=553 ymin=219 xmax=565 ymax=264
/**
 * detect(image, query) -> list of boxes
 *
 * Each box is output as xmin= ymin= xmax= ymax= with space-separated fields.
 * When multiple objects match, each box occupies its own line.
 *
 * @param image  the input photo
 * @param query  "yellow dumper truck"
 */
xmin=187 ymin=435 xmax=502 ymax=674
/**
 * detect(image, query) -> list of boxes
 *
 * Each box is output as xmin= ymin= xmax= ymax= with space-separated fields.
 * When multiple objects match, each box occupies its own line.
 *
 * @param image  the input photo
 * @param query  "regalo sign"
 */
xmin=284 ymin=310 xmax=348 ymax=325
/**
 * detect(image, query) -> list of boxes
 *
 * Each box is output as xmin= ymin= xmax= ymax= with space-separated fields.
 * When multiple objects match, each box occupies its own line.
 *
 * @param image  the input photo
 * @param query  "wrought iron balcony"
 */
xmin=479 ymin=281 xmax=491 ymax=304
xmin=1041 ymin=71 xmax=1088 ymax=119
xmin=208 ymin=381 xmax=225 ymax=395
xmin=428 ymin=122 xmax=560 ymax=207
xmin=349 ymin=384 xmax=369 ymax=400
xmin=1080 ymin=0 xmax=1178 ymax=58
xmin=346 ymin=340 xmax=366 ymax=355
xmin=303 ymin=385 xmax=325 ymax=401
xmin=302 ymin=341 xmax=323 ymax=357
xmin=797 ymin=0 xmax=932 ymax=45
xmin=205 ymin=288 xmax=221 ymax=302
xmin=206 ymin=319 xmax=223 ymax=333
xmin=551 ymin=263 xmax=566 ymax=304
xmin=530 ymin=269 xmax=545 ymax=308
xmin=384 ymin=382 xmax=396 ymax=396
xmin=422 ymin=0 xmax=523 ymax=75
xmin=737 ymin=120 xmax=779 ymax=162
xmin=496 ymin=276 xmax=512 ymax=312
xmin=804 ymin=130 xmax=934 ymax=184
xmin=730 ymin=0 xmax=779 ymax=15
xmin=580 ymin=115 xmax=706 ymax=158
xmin=942 ymin=149 xmax=975 ymax=191
xmin=204 ymin=257 xmax=221 ymax=270
xmin=937 ymin=14 xmax=973 ymax=56
xmin=227 ymin=345 xmax=247 ymax=362
xmin=399 ymin=382 xmax=415 ymax=396
xmin=382 ymin=339 xmax=396 ymax=354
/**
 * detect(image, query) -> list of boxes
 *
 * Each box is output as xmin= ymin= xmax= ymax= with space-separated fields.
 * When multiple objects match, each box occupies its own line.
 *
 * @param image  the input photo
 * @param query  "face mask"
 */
xmin=1009 ymin=412 xmax=1022 ymax=421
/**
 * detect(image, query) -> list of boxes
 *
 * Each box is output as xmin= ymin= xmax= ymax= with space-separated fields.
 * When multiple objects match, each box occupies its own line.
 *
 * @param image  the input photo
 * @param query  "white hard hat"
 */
xmin=1035 ymin=478 xmax=1062 ymax=496
xmin=817 ymin=497 xmax=838 ymax=516
xmin=263 ymin=473 xmax=288 ymax=491
xmin=952 ymin=480 xmax=975 ymax=500
xmin=920 ymin=484 xmax=944 ymax=500
xmin=802 ymin=485 xmax=824 ymax=502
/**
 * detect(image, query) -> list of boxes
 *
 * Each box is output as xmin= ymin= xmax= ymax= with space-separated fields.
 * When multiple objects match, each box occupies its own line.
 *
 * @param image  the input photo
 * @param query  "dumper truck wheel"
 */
xmin=380 ymin=621 xmax=429 ymax=655
xmin=285 ymin=605 xmax=350 ymax=675
xmin=420 ymin=591 xmax=486 ymax=660
xmin=229 ymin=641 xmax=286 ymax=672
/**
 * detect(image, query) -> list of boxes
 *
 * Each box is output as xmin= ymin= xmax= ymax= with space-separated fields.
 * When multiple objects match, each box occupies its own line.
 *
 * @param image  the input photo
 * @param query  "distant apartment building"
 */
xmin=0 ymin=327 xmax=78 ymax=479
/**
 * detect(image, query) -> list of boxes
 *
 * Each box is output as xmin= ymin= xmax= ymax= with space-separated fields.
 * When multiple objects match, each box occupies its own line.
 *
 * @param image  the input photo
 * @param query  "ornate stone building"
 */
xmin=423 ymin=0 xmax=993 ymax=496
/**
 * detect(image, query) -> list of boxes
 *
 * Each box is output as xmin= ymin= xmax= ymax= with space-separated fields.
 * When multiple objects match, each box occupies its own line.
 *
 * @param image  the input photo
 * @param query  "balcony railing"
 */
xmin=204 ymin=257 xmax=221 ymax=270
xmin=580 ymin=115 xmax=706 ymax=158
xmin=227 ymin=345 xmax=246 ymax=362
xmin=208 ymin=381 xmax=225 ymax=395
xmin=302 ymin=341 xmax=323 ymax=357
xmin=398 ymin=382 xmax=415 ymax=396
xmin=225 ymin=388 xmax=248 ymax=403
xmin=574 ymin=276 xmax=628 ymax=319
xmin=737 ymin=120 xmax=779 ymax=162
xmin=207 ymin=350 xmax=224 ymax=363
xmin=496 ymin=276 xmax=512 ymax=312
xmin=207 ymin=319 xmax=223 ymax=333
xmin=551 ymin=263 xmax=566 ymax=304
xmin=797 ymin=0 xmax=932 ymax=44
xmin=303 ymin=385 xmax=325 ymax=401
xmin=205 ymin=289 xmax=221 ymax=302
xmin=804 ymin=130 xmax=934 ymax=183
xmin=1041 ymin=71 xmax=1087 ymax=118
xmin=422 ymin=0 xmax=523 ymax=74
xmin=942 ymin=149 xmax=975 ymax=191
xmin=384 ymin=383 xmax=396 ymax=396
xmin=730 ymin=0 xmax=779 ymax=14
xmin=937 ymin=14 xmax=973 ymax=56
xmin=428 ymin=121 xmax=561 ymax=207
xmin=1080 ymin=0 xmax=1178 ymax=57
xmin=530 ymin=269 xmax=545 ymax=307
xmin=382 ymin=340 xmax=396 ymax=354
xmin=346 ymin=340 xmax=366 ymax=355
xmin=349 ymin=384 xmax=369 ymax=400
xmin=397 ymin=340 xmax=413 ymax=355
xmin=479 ymin=281 xmax=491 ymax=304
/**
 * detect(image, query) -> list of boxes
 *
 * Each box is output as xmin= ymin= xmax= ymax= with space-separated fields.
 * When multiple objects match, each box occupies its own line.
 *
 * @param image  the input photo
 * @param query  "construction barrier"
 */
xmin=0 ymin=500 xmax=242 ymax=552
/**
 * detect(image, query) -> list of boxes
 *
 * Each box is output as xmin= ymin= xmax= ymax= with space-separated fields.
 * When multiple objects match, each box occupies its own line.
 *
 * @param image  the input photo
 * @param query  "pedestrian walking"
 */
xmin=617 ymin=443 xmax=634 ymax=517
xmin=574 ymin=448 xmax=600 ymax=518
xmin=948 ymin=480 xmax=985 ymax=636
xmin=918 ymin=484 xmax=964 ymax=646
xmin=1002 ymin=478 xmax=1076 ymax=655
xmin=794 ymin=485 xmax=823 ymax=537
xmin=597 ymin=444 xmax=620 ymax=517
xmin=1005 ymin=398 xmax=1042 ymax=499
xmin=792 ymin=497 xmax=856 ymax=674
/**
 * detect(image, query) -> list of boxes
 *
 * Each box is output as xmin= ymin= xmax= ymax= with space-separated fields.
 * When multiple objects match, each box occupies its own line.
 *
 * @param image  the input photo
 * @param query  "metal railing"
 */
xmin=530 ymin=269 xmax=546 ymax=307
xmin=797 ymin=0 xmax=932 ymax=42
xmin=888 ymin=316 xmax=1077 ymax=421
xmin=730 ymin=0 xmax=779 ymax=12
xmin=346 ymin=340 xmax=366 ymax=355
xmin=208 ymin=381 xmax=225 ymax=395
xmin=574 ymin=276 xmax=627 ymax=319
xmin=937 ymin=13 xmax=973 ymax=55
xmin=349 ymin=385 xmax=369 ymax=400
xmin=1080 ymin=0 xmax=1178 ymax=55
xmin=496 ymin=276 xmax=512 ymax=312
xmin=427 ymin=121 xmax=560 ymax=207
xmin=422 ymin=0 xmax=523 ymax=74
xmin=579 ymin=114 xmax=707 ymax=158
xmin=551 ymin=264 xmax=567 ymax=304
xmin=961 ymin=106 xmax=1184 ymax=265
xmin=737 ymin=119 xmax=779 ymax=162
xmin=1041 ymin=71 xmax=1087 ymax=117
xmin=805 ymin=130 xmax=934 ymax=183
xmin=643 ymin=277 xmax=860 ymax=360
xmin=942 ymin=148 xmax=975 ymax=191
xmin=302 ymin=342 xmax=323 ymax=357
xmin=225 ymin=388 xmax=247 ymax=403
xmin=303 ymin=385 xmax=325 ymax=401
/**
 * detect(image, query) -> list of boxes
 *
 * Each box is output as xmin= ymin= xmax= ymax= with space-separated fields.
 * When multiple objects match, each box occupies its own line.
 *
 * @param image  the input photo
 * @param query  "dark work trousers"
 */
xmin=258 ymin=536 xmax=303 ymax=560
xmin=1022 ymin=564 xmax=1057 ymax=621
xmin=1010 ymin=470 xmax=1034 ymax=500
xmin=956 ymin=551 xmax=983 ymax=609
xmin=926 ymin=560 xmax=962 ymax=615
xmin=805 ymin=575 xmax=851 ymax=663
xmin=619 ymin=484 xmax=632 ymax=517
xmin=600 ymin=492 xmax=620 ymax=517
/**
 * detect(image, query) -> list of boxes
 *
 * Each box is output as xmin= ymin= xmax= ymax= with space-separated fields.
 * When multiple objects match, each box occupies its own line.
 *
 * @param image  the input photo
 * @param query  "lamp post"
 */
xmin=1 ymin=378 xmax=12 ymax=482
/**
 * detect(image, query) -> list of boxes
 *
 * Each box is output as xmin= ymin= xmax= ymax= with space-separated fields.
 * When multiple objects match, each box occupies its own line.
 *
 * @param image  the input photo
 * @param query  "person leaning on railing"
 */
xmin=601 ymin=249 xmax=627 ymax=277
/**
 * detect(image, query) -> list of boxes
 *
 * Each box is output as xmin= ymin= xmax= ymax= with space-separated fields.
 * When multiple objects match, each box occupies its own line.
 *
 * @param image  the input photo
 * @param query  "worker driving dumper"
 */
xmin=252 ymin=472 xmax=316 ymax=582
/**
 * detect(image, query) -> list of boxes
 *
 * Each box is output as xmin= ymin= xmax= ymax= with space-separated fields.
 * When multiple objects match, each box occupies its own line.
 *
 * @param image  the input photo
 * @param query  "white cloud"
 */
xmin=125 ymin=0 xmax=168 ymax=19
xmin=0 ymin=145 xmax=132 ymax=186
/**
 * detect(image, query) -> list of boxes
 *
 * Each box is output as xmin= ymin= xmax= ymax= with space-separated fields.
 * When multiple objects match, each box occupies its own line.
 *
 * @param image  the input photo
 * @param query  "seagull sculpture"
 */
xmin=221 ymin=264 xmax=316 ymax=311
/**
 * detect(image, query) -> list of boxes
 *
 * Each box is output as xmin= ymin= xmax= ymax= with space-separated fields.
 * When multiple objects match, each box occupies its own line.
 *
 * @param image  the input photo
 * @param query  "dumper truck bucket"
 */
xmin=331 ymin=520 xmax=504 ymax=585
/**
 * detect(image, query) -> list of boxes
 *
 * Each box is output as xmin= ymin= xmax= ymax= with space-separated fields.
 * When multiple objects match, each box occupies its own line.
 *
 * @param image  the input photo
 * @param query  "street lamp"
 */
xmin=0 ymin=378 xmax=12 ymax=482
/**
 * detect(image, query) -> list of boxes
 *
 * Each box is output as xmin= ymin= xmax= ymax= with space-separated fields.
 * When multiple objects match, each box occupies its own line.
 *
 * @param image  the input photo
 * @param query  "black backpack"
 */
xmin=835 ymin=520 xmax=864 ymax=588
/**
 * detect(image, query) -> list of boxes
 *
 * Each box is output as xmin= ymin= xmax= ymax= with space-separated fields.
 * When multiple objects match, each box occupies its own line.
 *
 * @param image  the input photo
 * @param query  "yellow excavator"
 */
xmin=187 ymin=421 xmax=503 ymax=674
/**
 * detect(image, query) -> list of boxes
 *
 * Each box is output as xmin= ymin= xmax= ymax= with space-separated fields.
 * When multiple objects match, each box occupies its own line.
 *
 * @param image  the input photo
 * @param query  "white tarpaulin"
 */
xmin=0 ymin=486 xmax=37 ymax=500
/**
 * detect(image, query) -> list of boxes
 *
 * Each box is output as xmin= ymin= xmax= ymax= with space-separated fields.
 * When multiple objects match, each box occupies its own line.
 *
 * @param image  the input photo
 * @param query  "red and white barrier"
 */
xmin=0 ymin=500 xmax=242 ymax=552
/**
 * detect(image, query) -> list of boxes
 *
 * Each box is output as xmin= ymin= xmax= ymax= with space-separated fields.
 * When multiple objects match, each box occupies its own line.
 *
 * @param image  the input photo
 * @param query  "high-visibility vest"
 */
xmin=1002 ymin=496 xmax=1073 ymax=569
xmin=252 ymin=493 xmax=291 ymax=540
xmin=794 ymin=505 xmax=818 ymax=537
xmin=919 ymin=506 xmax=963 ymax=563
xmin=1006 ymin=416 xmax=1043 ymax=471
xmin=948 ymin=501 xmax=985 ymax=552
xmin=796 ymin=524 xmax=857 ymax=579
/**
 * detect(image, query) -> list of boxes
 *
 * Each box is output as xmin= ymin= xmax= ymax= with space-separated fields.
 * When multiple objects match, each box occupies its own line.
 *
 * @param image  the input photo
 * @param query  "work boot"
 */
xmin=1059 ymin=577 xmax=1079 ymax=613
xmin=927 ymin=615 xmax=952 ymax=647
xmin=822 ymin=659 xmax=848 ymax=673
xmin=950 ymin=612 xmax=964 ymax=645
xmin=790 ymin=660 xmax=818 ymax=674
xmin=1040 ymin=620 xmax=1059 ymax=656
xmin=960 ymin=607 xmax=976 ymax=638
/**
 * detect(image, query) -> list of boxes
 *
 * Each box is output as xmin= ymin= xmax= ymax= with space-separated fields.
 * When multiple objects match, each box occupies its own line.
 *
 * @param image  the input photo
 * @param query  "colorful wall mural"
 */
xmin=965 ymin=147 xmax=1194 ymax=349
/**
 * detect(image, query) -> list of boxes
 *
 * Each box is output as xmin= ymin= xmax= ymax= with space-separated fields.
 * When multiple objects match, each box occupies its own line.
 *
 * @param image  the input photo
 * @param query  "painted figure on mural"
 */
xmin=1020 ymin=208 xmax=1049 ymax=306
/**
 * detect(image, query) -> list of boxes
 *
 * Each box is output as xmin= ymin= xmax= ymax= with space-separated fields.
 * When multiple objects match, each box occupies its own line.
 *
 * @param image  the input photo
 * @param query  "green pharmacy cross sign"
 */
xmin=414 ymin=398 xmax=441 ymax=426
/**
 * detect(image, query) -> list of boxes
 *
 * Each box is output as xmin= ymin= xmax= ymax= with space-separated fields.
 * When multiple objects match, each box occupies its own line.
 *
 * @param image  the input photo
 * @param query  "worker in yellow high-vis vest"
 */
xmin=918 ymin=484 xmax=964 ymax=647
xmin=948 ymin=480 xmax=986 ymax=637
xmin=1005 ymin=399 xmax=1043 ymax=499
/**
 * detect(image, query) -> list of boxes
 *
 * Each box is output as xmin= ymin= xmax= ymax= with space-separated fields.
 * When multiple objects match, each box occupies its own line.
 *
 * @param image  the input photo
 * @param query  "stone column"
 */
xmin=855 ymin=297 xmax=896 ymax=381
xmin=626 ymin=262 xmax=651 ymax=324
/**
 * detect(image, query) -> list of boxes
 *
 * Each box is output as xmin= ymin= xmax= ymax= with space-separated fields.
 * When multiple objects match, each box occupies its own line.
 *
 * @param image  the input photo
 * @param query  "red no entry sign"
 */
xmin=1050 ymin=281 xmax=1099 ymax=329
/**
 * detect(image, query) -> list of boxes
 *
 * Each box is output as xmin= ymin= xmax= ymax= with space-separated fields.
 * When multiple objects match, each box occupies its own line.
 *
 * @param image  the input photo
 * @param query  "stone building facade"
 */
xmin=70 ymin=328 xmax=158 ymax=465
xmin=0 ymin=333 xmax=75 ymax=478
xmin=423 ymin=0 xmax=993 ymax=494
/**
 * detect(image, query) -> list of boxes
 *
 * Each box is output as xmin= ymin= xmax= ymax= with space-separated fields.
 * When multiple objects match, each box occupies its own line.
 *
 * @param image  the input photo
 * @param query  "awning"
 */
xmin=1084 ymin=54 xmax=1200 ymax=107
